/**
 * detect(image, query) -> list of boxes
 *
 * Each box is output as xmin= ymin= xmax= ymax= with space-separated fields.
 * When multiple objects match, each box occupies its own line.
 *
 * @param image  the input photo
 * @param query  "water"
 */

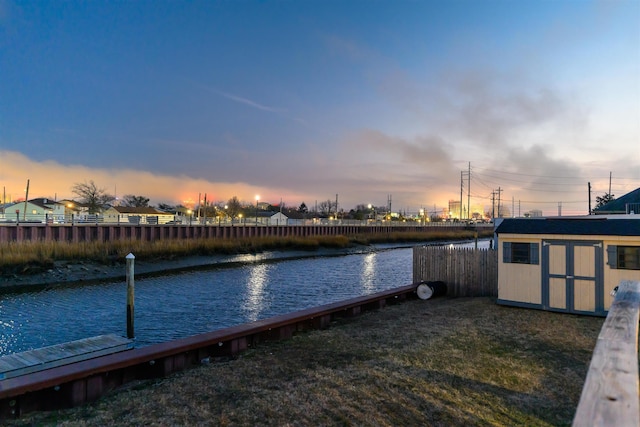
xmin=0 ymin=240 xmax=490 ymax=355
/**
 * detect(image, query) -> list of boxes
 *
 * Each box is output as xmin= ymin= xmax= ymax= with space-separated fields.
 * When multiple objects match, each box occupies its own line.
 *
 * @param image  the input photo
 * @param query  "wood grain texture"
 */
xmin=573 ymin=280 xmax=640 ymax=427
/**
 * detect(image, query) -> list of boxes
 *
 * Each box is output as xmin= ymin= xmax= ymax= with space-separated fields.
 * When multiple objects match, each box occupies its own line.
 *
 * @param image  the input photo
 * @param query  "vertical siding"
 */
xmin=412 ymin=247 xmax=498 ymax=297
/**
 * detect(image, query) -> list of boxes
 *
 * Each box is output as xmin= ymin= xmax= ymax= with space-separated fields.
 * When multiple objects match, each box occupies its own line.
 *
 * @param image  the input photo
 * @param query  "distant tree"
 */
xmin=157 ymin=203 xmax=176 ymax=211
xmin=318 ymin=199 xmax=336 ymax=216
xmin=595 ymin=193 xmax=615 ymax=209
xmin=71 ymin=181 xmax=115 ymax=214
xmin=226 ymin=196 xmax=242 ymax=219
xmin=298 ymin=202 xmax=308 ymax=213
xmin=122 ymin=194 xmax=150 ymax=207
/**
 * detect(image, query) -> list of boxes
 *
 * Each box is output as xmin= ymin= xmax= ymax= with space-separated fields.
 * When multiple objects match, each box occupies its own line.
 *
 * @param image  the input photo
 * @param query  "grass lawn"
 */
xmin=6 ymin=296 xmax=604 ymax=426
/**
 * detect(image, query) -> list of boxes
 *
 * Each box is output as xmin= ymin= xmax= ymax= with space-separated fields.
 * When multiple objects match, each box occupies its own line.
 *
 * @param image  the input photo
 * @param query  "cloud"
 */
xmin=208 ymin=88 xmax=286 ymax=113
xmin=0 ymin=150 xmax=307 ymax=207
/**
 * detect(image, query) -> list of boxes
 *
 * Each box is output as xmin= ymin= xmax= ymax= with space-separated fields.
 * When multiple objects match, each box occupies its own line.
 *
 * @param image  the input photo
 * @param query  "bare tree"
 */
xmin=318 ymin=199 xmax=336 ymax=216
xmin=226 ymin=196 xmax=242 ymax=219
xmin=71 ymin=181 xmax=115 ymax=214
xmin=122 ymin=194 xmax=150 ymax=207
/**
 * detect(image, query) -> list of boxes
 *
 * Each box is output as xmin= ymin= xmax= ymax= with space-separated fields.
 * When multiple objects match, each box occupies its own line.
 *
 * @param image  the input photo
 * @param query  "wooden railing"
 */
xmin=573 ymin=280 xmax=640 ymax=426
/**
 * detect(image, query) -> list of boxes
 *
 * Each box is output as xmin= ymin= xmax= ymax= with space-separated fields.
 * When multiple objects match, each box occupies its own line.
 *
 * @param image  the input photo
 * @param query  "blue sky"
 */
xmin=1 ymin=0 xmax=638 ymax=216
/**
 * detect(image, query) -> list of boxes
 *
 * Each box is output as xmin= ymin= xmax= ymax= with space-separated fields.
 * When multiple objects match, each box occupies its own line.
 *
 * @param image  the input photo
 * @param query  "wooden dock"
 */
xmin=0 ymin=334 xmax=133 ymax=380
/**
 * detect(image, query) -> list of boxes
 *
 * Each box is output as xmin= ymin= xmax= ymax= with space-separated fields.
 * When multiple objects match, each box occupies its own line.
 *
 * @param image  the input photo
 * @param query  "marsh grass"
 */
xmin=7 ymin=297 xmax=603 ymax=426
xmin=0 ymin=229 xmax=492 ymax=275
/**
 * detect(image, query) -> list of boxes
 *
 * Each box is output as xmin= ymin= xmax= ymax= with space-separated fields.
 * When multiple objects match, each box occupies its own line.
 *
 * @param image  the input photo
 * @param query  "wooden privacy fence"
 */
xmin=413 ymin=246 xmax=498 ymax=297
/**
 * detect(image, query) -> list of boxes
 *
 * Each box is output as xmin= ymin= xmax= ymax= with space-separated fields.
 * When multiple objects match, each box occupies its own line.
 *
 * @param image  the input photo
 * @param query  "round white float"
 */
xmin=417 ymin=283 xmax=434 ymax=300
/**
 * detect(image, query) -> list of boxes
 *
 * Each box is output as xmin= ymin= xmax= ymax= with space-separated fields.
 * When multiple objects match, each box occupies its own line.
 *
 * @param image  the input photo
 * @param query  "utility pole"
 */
xmin=335 ymin=194 xmax=339 ymax=219
xmin=23 ymin=179 xmax=30 ymax=221
xmin=496 ymin=187 xmax=502 ymax=219
xmin=512 ymin=196 xmax=514 ymax=218
xmin=460 ymin=171 xmax=464 ymax=220
xmin=609 ymin=171 xmax=612 ymax=195
xmin=491 ymin=191 xmax=495 ymax=220
xmin=588 ymin=182 xmax=592 ymax=215
xmin=467 ymin=162 xmax=471 ymax=220
xmin=558 ymin=202 xmax=562 ymax=217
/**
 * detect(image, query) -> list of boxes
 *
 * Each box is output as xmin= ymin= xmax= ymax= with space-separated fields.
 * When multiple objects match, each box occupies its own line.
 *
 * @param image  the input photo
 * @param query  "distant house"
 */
xmin=593 ymin=187 xmax=640 ymax=215
xmin=268 ymin=212 xmax=288 ymax=225
xmin=102 ymin=206 xmax=176 ymax=224
xmin=58 ymin=199 xmax=91 ymax=221
xmin=253 ymin=211 xmax=289 ymax=225
xmin=495 ymin=216 xmax=640 ymax=317
xmin=2 ymin=198 xmax=66 ymax=223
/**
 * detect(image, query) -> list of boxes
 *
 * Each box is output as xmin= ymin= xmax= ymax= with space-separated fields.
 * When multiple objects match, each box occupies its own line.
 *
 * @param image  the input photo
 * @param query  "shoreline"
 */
xmin=0 ymin=238 xmax=490 ymax=294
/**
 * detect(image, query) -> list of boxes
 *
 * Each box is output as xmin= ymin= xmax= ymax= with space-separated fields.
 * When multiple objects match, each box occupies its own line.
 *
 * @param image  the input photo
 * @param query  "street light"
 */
xmin=255 ymin=195 xmax=260 ymax=225
xmin=368 ymin=204 xmax=375 ymax=222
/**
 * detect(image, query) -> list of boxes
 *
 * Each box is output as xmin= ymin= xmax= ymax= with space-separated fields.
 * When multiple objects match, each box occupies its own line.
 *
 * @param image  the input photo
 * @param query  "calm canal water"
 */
xmin=0 ymin=240 xmax=489 ymax=355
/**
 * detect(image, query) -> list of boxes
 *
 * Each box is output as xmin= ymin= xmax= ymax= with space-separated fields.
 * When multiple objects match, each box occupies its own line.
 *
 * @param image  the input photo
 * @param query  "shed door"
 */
xmin=542 ymin=240 xmax=603 ymax=314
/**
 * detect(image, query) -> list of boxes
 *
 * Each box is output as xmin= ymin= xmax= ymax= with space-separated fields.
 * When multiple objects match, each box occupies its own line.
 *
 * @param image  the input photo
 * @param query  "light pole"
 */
xmin=255 ymin=195 xmax=260 ymax=225
xmin=368 ymin=204 xmax=375 ymax=222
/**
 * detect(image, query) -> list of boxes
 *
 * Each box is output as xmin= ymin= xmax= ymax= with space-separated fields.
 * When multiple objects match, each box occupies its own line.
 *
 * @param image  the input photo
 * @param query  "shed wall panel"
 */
xmin=574 ymin=279 xmax=596 ymax=312
xmin=549 ymin=278 xmax=566 ymax=309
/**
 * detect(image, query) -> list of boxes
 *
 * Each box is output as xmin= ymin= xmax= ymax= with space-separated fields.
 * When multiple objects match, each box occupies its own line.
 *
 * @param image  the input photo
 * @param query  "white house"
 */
xmin=2 ymin=198 xmax=66 ymax=223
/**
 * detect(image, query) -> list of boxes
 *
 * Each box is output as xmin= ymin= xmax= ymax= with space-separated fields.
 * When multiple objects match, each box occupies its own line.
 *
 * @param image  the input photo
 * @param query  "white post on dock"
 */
xmin=126 ymin=253 xmax=135 ymax=339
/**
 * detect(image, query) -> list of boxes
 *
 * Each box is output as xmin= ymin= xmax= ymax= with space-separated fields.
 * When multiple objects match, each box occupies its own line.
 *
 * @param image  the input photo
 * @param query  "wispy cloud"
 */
xmin=210 ymin=88 xmax=286 ymax=113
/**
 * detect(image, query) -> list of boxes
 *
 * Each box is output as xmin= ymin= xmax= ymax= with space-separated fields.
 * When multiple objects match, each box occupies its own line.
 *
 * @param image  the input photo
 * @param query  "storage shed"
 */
xmin=495 ymin=216 xmax=640 ymax=316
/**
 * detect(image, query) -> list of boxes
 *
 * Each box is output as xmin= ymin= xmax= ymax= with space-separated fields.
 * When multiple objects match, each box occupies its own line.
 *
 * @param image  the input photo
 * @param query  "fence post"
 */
xmin=126 ymin=253 xmax=135 ymax=339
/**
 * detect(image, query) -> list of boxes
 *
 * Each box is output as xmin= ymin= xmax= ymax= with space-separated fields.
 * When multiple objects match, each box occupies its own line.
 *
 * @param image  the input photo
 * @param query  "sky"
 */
xmin=1 ymin=0 xmax=639 ymax=217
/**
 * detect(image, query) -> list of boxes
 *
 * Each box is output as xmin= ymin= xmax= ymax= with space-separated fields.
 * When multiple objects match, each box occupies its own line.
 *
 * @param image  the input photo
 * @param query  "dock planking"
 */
xmin=0 ymin=334 xmax=133 ymax=380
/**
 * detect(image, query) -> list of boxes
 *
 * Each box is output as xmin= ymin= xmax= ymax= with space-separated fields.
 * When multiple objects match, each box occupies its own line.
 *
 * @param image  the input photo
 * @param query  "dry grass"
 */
xmin=0 ymin=229 xmax=492 ymax=275
xmin=8 ymin=297 xmax=603 ymax=427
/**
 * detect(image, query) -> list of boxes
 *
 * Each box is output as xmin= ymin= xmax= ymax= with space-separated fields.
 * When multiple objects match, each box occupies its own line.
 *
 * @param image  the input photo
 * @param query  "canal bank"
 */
xmin=0 ymin=239 xmax=487 ymax=293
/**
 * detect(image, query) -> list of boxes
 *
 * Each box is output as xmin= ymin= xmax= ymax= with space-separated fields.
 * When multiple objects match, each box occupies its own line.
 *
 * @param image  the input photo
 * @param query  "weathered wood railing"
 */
xmin=413 ymin=246 xmax=498 ymax=297
xmin=573 ymin=280 xmax=640 ymax=426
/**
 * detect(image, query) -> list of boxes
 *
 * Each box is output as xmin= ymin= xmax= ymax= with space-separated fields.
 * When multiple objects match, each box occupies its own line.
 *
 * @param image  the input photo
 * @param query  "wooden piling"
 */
xmin=126 ymin=253 xmax=135 ymax=339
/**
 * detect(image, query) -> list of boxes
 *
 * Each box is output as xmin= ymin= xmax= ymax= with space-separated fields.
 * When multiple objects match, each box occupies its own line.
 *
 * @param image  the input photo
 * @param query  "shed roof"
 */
xmin=111 ymin=206 xmax=169 ymax=215
xmin=495 ymin=217 xmax=640 ymax=236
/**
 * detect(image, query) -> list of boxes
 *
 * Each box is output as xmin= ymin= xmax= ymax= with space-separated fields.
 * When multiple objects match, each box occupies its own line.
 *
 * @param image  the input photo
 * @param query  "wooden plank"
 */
xmin=573 ymin=280 xmax=640 ymax=427
xmin=0 ymin=334 xmax=133 ymax=380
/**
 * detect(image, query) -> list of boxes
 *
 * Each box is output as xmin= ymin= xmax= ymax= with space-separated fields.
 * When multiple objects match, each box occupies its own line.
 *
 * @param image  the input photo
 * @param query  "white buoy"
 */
xmin=417 ymin=283 xmax=434 ymax=300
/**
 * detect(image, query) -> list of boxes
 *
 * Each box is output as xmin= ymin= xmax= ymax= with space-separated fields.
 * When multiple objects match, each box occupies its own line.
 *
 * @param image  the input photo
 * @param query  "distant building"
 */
xmin=593 ymin=187 xmax=640 ymax=215
xmin=448 ymin=200 xmax=461 ymax=219
xmin=526 ymin=209 xmax=543 ymax=218
xmin=102 ymin=206 xmax=176 ymax=224
xmin=2 ymin=198 xmax=66 ymax=223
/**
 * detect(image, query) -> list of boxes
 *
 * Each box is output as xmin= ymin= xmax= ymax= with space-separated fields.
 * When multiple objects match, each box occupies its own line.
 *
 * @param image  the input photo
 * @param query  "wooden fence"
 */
xmin=573 ymin=280 xmax=640 ymax=426
xmin=412 ymin=246 xmax=498 ymax=297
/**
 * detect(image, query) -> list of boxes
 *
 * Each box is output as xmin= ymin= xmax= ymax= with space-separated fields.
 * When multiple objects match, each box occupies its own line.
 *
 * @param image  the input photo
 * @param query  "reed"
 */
xmin=0 ymin=229 xmax=492 ymax=275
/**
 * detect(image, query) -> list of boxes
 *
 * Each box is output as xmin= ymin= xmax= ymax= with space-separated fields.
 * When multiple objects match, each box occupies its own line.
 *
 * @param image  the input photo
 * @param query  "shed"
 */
xmin=495 ymin=216 xmax=640 ymax=316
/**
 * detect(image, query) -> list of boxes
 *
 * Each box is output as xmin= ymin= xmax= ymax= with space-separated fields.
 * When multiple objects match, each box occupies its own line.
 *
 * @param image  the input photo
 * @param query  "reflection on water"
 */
xmin=0 ymin=240 xmax=491 ymax=355
xmin=361 ymin=253 xmax=376 ymax=293
xmin=244 ymin=264 xmax=270 ymax=321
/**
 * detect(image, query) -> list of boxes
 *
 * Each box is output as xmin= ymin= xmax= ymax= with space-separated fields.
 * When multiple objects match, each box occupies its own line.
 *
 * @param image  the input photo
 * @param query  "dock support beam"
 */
xmin=126 ymin=253 xmax=135 ymax=339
